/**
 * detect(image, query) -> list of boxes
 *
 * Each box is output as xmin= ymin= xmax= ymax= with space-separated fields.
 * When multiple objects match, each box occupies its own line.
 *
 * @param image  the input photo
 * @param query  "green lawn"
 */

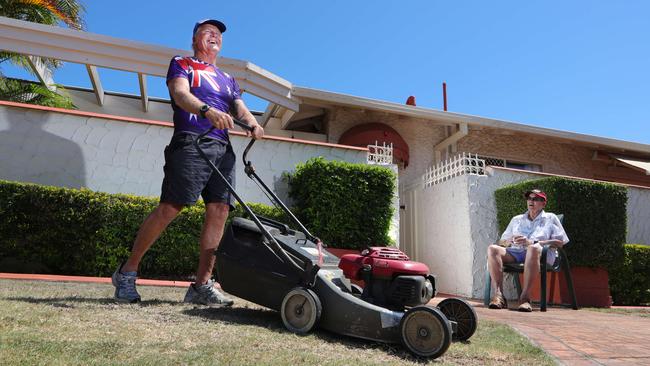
xmin=584 ymin=307 xmax=650 ymax=318
xmin=0 ymin=279 xmax=555 ymax=365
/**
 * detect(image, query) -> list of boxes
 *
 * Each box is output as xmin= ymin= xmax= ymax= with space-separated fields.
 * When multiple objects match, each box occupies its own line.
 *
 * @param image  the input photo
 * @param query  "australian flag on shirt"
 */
xmin=166 ymin=56 xmax=242 ymax=141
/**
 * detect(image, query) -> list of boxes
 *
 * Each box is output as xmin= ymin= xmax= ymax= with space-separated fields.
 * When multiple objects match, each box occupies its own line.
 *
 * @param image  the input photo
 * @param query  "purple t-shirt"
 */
xmin=166 ymin=56 xmax=242 ymax=141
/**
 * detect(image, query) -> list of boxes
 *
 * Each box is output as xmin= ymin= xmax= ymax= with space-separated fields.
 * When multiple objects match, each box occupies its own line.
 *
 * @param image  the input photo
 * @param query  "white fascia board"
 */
xmin=218 ymin=58 xmax=292 ymax=90
xmin=0 ymin=17 xmax=184 ymax=75
xmin=293 ymin=86 xmax=650 ymax=154
xmin=611 ymin=155 xmax=650 ymax=175
xmin=0 ymin=16 xmax=299 ymax=111
xmin=239 ymin=80 xmax=300 ymax=112
xmin=292 ymin=86 xmax=460 ymax=124
xmin=226 ymin=68 xmax=297 ymax=105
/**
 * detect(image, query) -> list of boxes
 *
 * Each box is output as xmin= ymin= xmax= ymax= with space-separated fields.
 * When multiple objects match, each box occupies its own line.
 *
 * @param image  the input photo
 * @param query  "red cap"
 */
xmin=524 ymin=189 xmax=547 ymax=202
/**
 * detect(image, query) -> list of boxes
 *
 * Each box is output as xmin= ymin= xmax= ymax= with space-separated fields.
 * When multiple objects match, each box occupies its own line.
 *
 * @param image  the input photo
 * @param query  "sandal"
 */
xmin=518 ymin=299 xmax=533 ymax=312
xmin=488 ymin=294 xmax=508 ymax=309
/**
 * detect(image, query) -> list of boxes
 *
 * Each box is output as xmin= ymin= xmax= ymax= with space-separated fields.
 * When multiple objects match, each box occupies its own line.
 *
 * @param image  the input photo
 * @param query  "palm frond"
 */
xmin=0 ymin=0 xmax=85 ymax=29
xmin=0 ymin=77 xmax=76 ymax=109
xmin=0 ymin=51 xmax=62 ymax=72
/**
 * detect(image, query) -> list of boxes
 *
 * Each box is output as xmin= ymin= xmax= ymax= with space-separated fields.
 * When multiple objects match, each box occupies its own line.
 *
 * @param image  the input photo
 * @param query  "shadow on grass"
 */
xmin=6 ymin=296 xmax=181 ymax=307
xmin=183 ymin=306 xmax=431 ymax=364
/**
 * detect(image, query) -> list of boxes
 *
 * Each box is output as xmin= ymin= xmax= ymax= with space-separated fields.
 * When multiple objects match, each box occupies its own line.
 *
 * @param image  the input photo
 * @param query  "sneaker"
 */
xmin=184 ymin=280 xmax=234 ymax=306
xmin=112 ymin=263 xmax=141 ymax=303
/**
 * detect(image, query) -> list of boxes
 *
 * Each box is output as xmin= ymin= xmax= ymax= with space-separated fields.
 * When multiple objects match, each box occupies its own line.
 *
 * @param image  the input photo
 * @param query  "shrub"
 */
xmin=1 ymin=153 xmax=398 ymax=277
xmin=288 ymin=157 xmax=396 ymax=249
xmin=609 ymin=244 xmax=650 ymax=305
xmin=494 ymin=177 xmax=627 ymax=269
xmin=0 ymin=180 xmax=282 ymax=279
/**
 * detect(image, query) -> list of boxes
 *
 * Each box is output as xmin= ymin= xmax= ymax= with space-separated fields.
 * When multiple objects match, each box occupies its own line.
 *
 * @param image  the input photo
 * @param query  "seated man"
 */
xmin=487 ymin=189 xmax=569 ymax=312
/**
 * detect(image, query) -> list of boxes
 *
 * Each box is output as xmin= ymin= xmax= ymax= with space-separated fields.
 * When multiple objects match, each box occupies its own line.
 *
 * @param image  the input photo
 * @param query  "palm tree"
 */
xmin=0 ymin=0 xmax=86 ymax=108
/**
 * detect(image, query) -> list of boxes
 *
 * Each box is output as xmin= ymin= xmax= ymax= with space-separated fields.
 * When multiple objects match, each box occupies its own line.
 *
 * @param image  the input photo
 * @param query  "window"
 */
xmin=477 ymin=155 xmax=542 ymax=172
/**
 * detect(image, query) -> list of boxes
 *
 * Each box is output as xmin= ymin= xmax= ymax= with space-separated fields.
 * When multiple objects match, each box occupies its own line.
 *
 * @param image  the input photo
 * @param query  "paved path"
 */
xmin=3 ymin=273 xmax=648 ymax=365
xmin=465 ymin=299 xmax=650 ymax=365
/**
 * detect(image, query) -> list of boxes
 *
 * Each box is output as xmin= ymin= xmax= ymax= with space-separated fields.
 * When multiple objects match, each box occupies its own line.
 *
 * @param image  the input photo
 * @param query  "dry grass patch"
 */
xmin=0 ymin=279 xmax=554 ymax=365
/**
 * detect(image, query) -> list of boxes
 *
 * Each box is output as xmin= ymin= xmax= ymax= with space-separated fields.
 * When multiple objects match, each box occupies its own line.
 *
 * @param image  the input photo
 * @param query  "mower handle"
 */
xmin=195 ymin=119 xmax=322 ymax=278
xmin=196 ymin=118 xmax=257 ymax=168
xmin=197 ymin=118 xmax=254 ymax=138
xmin=233 ymin=118 xmax=255 ymax=132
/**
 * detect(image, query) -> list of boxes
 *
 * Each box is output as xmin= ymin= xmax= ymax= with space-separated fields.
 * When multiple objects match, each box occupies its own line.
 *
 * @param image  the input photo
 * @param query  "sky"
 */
xmin=5 ymin=0 xmax=650 ymax=144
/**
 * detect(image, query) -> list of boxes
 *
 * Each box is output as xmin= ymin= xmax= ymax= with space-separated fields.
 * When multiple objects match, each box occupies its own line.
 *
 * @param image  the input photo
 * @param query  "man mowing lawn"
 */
xmin=112 ymin=18 xmax=264 ymax=305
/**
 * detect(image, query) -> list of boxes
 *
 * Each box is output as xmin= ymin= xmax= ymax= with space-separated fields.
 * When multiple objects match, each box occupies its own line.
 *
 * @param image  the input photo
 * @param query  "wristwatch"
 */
xmin=533 ymin=240 xmax=539 ymax=245
xmin=199 ymin=104 xmax=211 ymax=118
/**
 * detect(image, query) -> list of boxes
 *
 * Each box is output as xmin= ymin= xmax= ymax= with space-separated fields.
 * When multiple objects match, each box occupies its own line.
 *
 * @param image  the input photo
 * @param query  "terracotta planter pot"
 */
xmin=519 ymin=266 xmax=612 ymax=308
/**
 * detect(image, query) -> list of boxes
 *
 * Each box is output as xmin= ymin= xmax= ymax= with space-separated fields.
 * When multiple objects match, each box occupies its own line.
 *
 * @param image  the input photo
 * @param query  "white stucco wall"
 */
xmin=404 ymin=175 xmax=475 ymax=297
xmin=466 ymin=169 xmax=540 ymax=298
xmin=627 ymin=186 xmax=650 ymax=245
xmin=0 ymin=104 xmax=366 ymax=205
xmin=399 ymin=169 xmax=537 ymax=298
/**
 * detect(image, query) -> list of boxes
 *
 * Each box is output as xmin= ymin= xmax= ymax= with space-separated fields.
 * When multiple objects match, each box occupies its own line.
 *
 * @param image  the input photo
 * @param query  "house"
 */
xmin=2 ymin=16 xmax=649 ymax=297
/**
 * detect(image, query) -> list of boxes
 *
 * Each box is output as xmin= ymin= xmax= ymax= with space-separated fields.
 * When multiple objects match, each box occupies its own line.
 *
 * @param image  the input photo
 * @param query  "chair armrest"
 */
xmin=557 ymin=246 xmax=569 ymax=263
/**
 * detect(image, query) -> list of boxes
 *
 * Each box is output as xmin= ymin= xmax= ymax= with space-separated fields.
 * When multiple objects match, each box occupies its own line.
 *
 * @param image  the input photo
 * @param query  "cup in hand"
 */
xmin=511 ymin=233 xmax=525 ymax=248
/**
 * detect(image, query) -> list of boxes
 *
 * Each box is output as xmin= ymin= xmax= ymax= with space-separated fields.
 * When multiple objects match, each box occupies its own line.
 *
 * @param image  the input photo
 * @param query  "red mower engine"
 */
xmin=338 ymin=247 xmax=436 ymax=310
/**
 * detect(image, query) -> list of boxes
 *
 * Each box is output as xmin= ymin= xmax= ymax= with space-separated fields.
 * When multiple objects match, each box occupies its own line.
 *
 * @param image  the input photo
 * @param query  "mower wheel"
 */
xmin=280 ymin=287 xmax=322 ymax=334
xmin=400 ymin=305 xmax=452 ymax=358
xmin=436 ymin=298 xmax=478 ymax=341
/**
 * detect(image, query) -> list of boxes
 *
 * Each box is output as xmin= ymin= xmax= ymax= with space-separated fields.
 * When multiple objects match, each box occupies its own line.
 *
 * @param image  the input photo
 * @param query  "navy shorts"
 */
xmin=160 ymin=133 xmax=235 ymax=209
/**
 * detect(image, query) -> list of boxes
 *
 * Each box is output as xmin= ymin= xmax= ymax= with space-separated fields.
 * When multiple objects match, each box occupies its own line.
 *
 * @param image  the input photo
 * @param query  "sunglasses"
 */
xmin=527 ymin=196 xmax=545 ymax=202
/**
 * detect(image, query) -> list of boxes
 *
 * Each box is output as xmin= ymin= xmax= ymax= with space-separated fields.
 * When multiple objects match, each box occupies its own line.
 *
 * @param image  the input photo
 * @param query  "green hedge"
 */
xmin=0 ymin=180 xmax=283 ymax=279
xmin=288 ymin=157 xmax=396 ymax=249
xmin=495 ymin=177 xmax=627 ymax=269
xmin=609 ymin=244 xmax=650 ymax=306
xmin=1 ymin=156 xmax=396 ymax=276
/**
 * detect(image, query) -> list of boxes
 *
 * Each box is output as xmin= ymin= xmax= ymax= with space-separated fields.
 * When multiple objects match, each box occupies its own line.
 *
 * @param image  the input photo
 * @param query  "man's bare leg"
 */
xmin=487 ymin=244 xmax=516 ymax=297
xmin=519 ymin=243 xmax=542 ymax=302
xmin=195 ymin=202 xmax=230 ymax=285
xmin=122 ymin=202 xmax=184 ymax=273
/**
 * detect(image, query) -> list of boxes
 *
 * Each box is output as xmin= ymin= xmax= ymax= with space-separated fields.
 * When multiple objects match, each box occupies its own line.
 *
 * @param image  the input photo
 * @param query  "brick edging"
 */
xmin=0 ymin=272 xmax=191 ymax=288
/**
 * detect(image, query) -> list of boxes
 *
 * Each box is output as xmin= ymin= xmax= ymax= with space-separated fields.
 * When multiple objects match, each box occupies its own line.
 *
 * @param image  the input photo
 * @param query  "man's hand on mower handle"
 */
xmin=248 ymin=124 xmax=264 ymax=140
xmin=206 ymin=108 xmax=234 ymax=130
xmin=232 ymin=118 xmax=264 ymax=140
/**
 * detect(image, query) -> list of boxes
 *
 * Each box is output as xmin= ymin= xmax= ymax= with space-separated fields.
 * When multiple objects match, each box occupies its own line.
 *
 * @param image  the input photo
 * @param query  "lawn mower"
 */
xmin=194 ymin=121 xmax=477 ymax=358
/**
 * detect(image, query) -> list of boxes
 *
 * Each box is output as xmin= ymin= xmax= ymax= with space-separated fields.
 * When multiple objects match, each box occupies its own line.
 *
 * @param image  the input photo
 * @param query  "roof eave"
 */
xmin=292 ymin=86 xmax=650 ymax=155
